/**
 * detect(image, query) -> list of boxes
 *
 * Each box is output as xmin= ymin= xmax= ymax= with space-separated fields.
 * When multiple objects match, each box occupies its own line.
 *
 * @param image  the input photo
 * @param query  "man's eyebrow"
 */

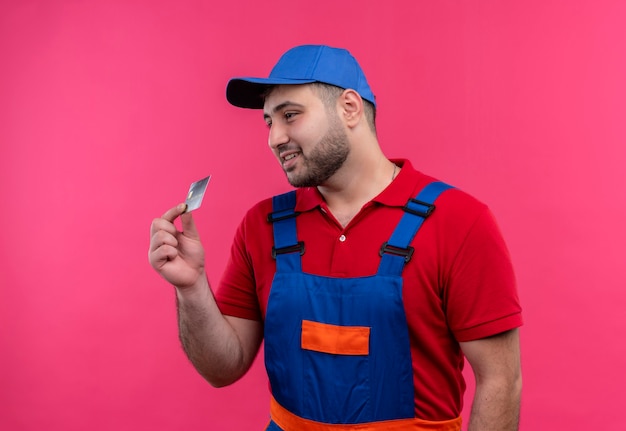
xmin=263 ymin=101 xmax=305 ymax=119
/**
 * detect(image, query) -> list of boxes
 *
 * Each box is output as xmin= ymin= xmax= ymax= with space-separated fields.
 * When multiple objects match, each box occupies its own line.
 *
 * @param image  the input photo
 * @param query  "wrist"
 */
xmin=175 ymin=272 xmax=211 ymax=303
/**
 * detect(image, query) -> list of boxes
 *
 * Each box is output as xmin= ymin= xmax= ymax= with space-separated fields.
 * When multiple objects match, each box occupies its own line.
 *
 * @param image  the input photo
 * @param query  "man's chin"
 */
xmin=286 ymin=174 xmax=317 ymax=188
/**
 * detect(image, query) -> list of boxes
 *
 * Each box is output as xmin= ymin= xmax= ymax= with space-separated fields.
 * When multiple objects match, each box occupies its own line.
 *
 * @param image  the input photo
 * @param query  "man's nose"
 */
xmin=268 ymin=122 xmax=289 ymax=150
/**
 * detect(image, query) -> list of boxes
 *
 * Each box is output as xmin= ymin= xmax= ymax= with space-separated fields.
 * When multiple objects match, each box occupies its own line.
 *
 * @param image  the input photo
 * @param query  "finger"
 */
xmin=161 ymin=203 xmax=188 ymax=223
xmin=149 ymin=244 xmax=179 ymax=269
xmin=150 ymin=203 xmax=187 ymax=236
xmin=149 ymin=229 xmax=178 ymax=253
xmin=150 ymin=216 xmax=178 ymax=237
xmin=180 ymin=211 xmax=200 ymax=240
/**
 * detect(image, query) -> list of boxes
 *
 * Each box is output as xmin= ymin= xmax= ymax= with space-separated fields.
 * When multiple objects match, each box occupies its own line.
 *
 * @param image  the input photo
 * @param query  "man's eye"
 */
xmin=285 ymin=112 xmax=297 ymax=120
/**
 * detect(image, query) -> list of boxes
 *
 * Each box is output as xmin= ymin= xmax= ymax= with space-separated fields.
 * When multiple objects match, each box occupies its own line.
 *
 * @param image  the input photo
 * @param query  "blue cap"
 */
xmin=226 ymin=45 xmax=376 ymax=109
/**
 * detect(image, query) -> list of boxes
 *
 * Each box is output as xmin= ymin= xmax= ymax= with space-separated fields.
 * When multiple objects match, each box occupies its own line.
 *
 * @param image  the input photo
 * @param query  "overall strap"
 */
xmin=378 ymin=182 xmax=454 ymax=276
xmin=269 ymin=191 xmax=303 ymax=273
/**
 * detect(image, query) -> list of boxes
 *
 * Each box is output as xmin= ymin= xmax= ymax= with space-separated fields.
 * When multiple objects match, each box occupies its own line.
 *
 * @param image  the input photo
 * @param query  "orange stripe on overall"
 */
xmin=301 ymin=320 xmax=370 ymax=355
xmin=269 ymin=397 xmax=462 ymax=431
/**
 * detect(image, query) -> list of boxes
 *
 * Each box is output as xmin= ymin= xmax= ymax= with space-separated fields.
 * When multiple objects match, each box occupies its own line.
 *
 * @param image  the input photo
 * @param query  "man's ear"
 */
xmin=338 ymin=89 xmax=364 ymax=128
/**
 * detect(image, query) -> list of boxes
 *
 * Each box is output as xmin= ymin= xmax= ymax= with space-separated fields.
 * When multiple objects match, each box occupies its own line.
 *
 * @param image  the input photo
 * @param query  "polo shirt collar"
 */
xmin=294 ymin=159 xmax=423 ymax=212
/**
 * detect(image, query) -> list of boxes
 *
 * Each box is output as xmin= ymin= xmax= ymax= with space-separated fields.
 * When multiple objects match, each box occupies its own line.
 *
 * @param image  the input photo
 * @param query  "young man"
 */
xmin=149 ymin=45 xmax=522 ymax=430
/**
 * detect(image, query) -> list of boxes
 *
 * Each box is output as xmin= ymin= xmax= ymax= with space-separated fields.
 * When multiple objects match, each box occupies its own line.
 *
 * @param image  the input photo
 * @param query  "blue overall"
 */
xmin=264 ymin=182 xmax=453 ymax=430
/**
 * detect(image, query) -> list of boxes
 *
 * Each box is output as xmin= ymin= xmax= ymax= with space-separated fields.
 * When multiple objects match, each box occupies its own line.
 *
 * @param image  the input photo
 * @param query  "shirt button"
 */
xmin=339 ymin=234 xmax=346 ymax=242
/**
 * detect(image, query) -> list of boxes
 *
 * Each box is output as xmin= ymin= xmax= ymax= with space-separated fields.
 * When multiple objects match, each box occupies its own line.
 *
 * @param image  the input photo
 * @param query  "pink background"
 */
xmin=1 ymin=1 xmax=625 ymax=429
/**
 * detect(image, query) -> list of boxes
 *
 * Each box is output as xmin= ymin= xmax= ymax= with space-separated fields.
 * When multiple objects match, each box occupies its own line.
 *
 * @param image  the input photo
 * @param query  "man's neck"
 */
xmin=317 ymin=156 xmax=398 ymax=227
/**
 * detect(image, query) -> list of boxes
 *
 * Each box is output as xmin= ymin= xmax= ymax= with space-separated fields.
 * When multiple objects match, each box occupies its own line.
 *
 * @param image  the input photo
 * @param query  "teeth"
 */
xmin=284 ymin=153 xmax=297 ymax=161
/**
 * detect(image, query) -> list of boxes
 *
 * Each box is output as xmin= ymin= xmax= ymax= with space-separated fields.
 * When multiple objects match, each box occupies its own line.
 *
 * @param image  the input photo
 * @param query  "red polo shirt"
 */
xmin=215 ymin=159 xmax=522 ymax=421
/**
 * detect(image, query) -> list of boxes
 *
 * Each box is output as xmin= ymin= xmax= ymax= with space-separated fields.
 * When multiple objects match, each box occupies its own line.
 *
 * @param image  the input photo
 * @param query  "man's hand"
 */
xmin=149 ymin=204 xmax=263 ymax=387
xmin=149 ymin=203 xmax=205 ymax=289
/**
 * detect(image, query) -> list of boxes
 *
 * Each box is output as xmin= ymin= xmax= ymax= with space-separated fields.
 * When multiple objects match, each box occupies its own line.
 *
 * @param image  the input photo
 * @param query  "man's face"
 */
xmin=263 ymin=85 xmax=349 ymax=188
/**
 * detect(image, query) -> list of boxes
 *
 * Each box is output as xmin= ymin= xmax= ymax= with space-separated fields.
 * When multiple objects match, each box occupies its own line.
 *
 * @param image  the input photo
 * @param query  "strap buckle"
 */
xmin=403 ymin=198 xmax=435 ymax=218
xmin=379 ymin=242 xmax=415 ymax=263
xmin=272 ymin=241 xmax=305 ymax=259
xmin=267 ymin=210 xmax=300 ymax=223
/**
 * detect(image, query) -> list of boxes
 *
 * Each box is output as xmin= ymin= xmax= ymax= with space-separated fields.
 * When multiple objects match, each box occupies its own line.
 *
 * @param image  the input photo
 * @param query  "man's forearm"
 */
xmin=175 ymin=278 xmax=246 ymax=387
xmin=467 ymin=375 xmax=522 ymax=431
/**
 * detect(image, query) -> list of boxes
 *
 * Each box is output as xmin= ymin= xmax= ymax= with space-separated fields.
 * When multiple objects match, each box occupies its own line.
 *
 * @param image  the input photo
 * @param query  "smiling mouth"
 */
xmin=281 ymin=151 xmax=301 ymax=172
xmin=280 ymin=149 xmax=302 ymax=162
xmin=283 ymin=153 xmax=298 ymax=161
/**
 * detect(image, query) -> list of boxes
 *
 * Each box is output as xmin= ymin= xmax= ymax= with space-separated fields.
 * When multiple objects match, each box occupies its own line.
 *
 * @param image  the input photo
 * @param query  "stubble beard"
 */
xmin=286 ymin=116 xmax=350 ymax=188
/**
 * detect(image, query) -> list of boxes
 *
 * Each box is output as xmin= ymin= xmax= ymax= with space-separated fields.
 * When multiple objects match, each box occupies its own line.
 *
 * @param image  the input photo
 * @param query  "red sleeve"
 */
xmin=445 ymin=206 xmax=523 ymax=342
xmin=214 ymin=209 xmax=263 ymax=321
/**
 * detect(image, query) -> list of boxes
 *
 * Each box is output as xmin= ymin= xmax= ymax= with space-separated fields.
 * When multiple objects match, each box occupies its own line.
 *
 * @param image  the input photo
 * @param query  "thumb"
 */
xmin=180 ymin=209 xmax=200 ymax=240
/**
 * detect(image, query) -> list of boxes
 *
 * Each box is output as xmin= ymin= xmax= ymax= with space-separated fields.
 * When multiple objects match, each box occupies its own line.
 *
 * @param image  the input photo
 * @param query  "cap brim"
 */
xmin=226 ymin=77 xmax=317 ymax=109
